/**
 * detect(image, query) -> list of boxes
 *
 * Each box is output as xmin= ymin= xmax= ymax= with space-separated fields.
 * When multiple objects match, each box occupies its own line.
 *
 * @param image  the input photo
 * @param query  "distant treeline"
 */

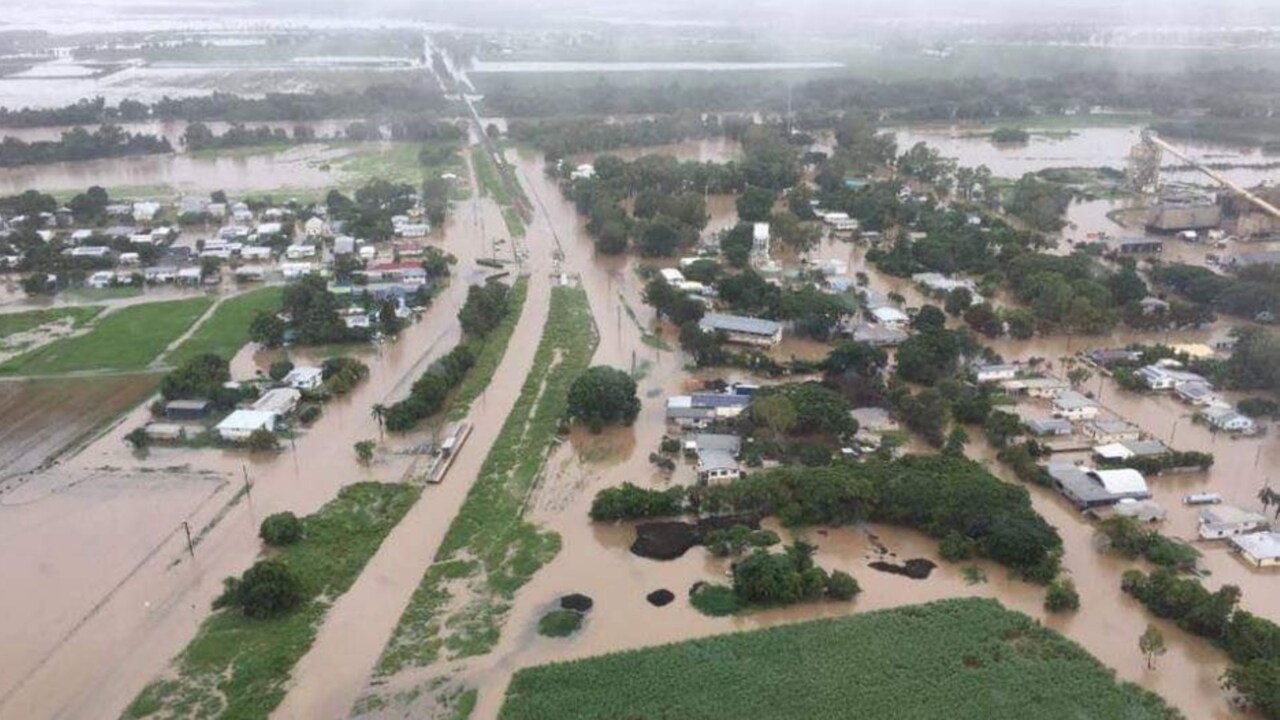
xmin=0 ymin=82 xmax=449 ymax=128
xmin=0 ymin=125 xmax=172 ymax=168
xmin=508 ymin=113 xmax=730 ymax=161
xmin=481 ymin=69 xmax=1280 ymax=127
xmin=181 ymin=117 xmax=465 ymax=150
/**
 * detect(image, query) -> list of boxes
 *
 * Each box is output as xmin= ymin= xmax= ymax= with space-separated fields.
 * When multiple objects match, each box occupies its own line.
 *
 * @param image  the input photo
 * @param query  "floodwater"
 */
xmin=354 ymin=138 xmax=1274 ymax=720
xmin=0 ymin=141 xmax=352 ymax=195
xmin=0 ymin=119 xmax=356 ymax=147
xmin=0 ymin=148 xmax=518 ymax=719
xmin=469 ymin=60 xmax=845 ymax=74
xmin=890 ymin=124 xmax=1280 ymax=188
xmin=567 ymin=136 xmax=742 ymax=165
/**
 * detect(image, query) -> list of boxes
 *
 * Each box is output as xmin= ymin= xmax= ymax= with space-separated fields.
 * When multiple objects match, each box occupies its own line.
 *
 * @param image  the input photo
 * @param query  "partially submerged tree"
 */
xmin=567 ymin=365 xmax=640 ymax=432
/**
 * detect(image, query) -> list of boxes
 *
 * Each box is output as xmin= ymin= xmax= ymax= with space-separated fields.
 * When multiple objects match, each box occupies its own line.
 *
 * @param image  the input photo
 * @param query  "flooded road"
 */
xmin=0 ymin=149 xmax=508 ymax=720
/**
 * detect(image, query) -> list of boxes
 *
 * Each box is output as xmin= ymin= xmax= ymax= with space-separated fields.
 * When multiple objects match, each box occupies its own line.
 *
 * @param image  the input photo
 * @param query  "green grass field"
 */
xmin=376 ymin=285 xmax=597 ymax=676
xmin=0 ymin=297 xmax=213 ymax=375
xmin=500 ymin=598 xmax=1179 ymax=720
xmin=165 ymin=287 xmax=284 ymax=366
xmin=0 ymin=306 xmax=102 ymax=340
xmin=124 ymin=482 xmax=420 ymax=720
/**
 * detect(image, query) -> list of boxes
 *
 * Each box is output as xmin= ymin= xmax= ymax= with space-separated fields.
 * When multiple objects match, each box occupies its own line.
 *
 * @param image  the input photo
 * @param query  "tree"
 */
xmin=161 ymin=353 xmax=231 ymax=402
xmin=250 ymin=310 xmax=286 ymax=348
xmin=825 ymin=570 xmax=861 ymax=600
xmin=268 ymin=360 xmax=294 ymax=381
xmin=944 ymin=288 xmax=974 ymax=316
xmin=567 ymin=366 xmax=640 ymax=432
xmin=213 ymin=559 xmax=304 ymax=618
xmin=458 ymin=282 xmax=511 ymax=337
xmin=259 ymin=512 xmax=303 ymax=546
xmin=246 ymin=428 xmax=279 ymax=452
xmin=1044 ymin=578 xmax=1080 ymax=612
xmin=354 ymin=439 xmax=375 ymax=465
xmin=124 ymin=427 xmax=151 ymax=452
xmin=912 ymin=305 xmax=947 ymax=332
xmin=1223 ymin=660 xmax=1280 ymax=718
xmin=1068 ymin=367 xmax=1093 ymax=387
xmin=943 ymin=427 xmax=969 ymax=456
xmin=824 ymin=341 xmax=887 ymax=377
xmin=370 ymin=403 xmax=388 ymax=440
xmin=751 ymin=394 xmax=797 ymax=440
xmin=1005 ymin=308 xmax=1035 ymax=339
xmin=1139 ymin=624 xmax=1167 ymax=670
xmin=736 ymin=186 xmax=775 ymax=222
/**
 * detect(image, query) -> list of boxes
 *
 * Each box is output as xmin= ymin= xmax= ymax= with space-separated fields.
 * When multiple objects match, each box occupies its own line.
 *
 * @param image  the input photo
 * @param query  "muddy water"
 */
xmin=374 ymin=142 xmax=1270 ymax=720
xmin=0 ymin=119 xmax=356 ymax=147
xmin=0 ymin=142 xmax=351 ymax=195
xmin=0 ymin=151 xmax=516 ymax=719
xmin=566 ymin=137 xmax=742 ymax=166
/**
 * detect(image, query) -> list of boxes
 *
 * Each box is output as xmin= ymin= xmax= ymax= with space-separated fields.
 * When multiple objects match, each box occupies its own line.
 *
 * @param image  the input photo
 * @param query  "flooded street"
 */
xmin=0 ymin=149 xmax=514 ymax=720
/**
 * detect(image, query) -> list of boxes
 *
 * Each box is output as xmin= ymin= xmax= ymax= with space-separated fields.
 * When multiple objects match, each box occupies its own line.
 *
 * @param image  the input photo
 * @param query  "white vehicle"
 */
xmin=1183 ymin=493 xmax=1222 ymax=506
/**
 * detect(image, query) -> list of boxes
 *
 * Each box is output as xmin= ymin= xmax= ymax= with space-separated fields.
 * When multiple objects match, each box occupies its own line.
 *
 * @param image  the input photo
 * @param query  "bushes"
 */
xmin=732 ymin=542 xmax=838 ymax=607
xmin=1044 ymin=578 xmax=1080 ymax=613
xmin=1096 ymin=516 xmax=1199 ymax=572
xmin=590 ymin=483 xmax=687 ymax=521
xmin=245 ymin=428 xmax=279 ymax=452
xmin=322 ymin=356 xmax=369 ymax=395
xmin=160 ymin=352 xmax=233 ymax=406
xmin=458 ymin=282 xmax=511 ymax=338
xmin=259 ymin=512 xmax=303 ymax=546
xmin=268 ymin=360 xmax=294 ymax=382
xmin=537 ymin=609 xmax=583 ymax=638
xmin=1097 ymin=450 xmax=1213 ymax=475
xmin=384 ymin=344 xmax=476 ymax=432
xmin=1123 ymin=569 xmax=1280 ymax=718
xmin=690 ymin=583 xmax=741 ymax=616
xmin=213 ymin=559 xmax=304 ymax=619
xmin=825 ymin=570 xmax=861 ymax=600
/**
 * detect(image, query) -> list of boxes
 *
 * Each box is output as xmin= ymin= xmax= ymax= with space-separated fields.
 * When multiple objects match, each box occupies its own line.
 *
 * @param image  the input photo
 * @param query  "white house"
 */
xmin=241 ymin=246 xmax=273 ymax=261
xmin=869 ymin=306 xmax=909 ymax=330
xmin=396 ymin=223 xmax=431 ymax=238
xmin=1001 ymin=377 xmax=1069 ymax=399
xmin=256 ymin=222 xmax=284 ymax=236
xmin=334 ymin=236 xmax=356 ymax=255
xmin=283 ymin=366 xmax=324 ymax=391
xmin=659 ymin=268 xmax=686 ymax=285
xmin=1231 ymin=532 xmax=1280 ymax=568
xmin=216 ymin=410 xmax=277 ymax=441
xmin=1053 ymin=391 xmax=1100 ymax=421
xmin=285 ymin=244 xmax=318 ymax=260
xmin=280 ymin=262 xmax=317 ymax=280
xmin=87 ymin=270 xmax=115 ymax=289
xmin=1136 ymin=364 xmax=1209 ymax=392
xmin=252 ymin=388 xmax=301 ymax=417
xmin=570 ymin=163 xmax=595 ymax=180
xmin=1082 ymin=419 xmax=1142 ymax=444
xmin=234 ymin=266 xmax=266 ymax=281
xmin=1199 ymin=505 xmax=1269 ymax=540
xmin=304 ymin=217 xmax=326 ymax=237
xmin=132 ymin=201 xmax=162 ymax=224
xmin=1202 ymin=405 xmax=1257 ymax=435
xmin=973 ymin=363 xmax=1018 ymax=383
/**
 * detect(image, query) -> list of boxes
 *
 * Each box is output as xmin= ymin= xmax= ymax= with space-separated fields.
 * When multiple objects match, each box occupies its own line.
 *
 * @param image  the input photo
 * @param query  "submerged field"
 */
xmin=124 ymin=482 xmax=420 ymax=720
xmin=0 ymin=297 xmax=213 ymax=375
xmin=499 ymin=598 xmax=1179 ymax=720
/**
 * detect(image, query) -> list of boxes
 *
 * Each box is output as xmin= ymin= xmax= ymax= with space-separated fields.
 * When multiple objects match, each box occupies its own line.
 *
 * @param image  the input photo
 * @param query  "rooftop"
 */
xmin=1200 ymin=505 xmax=1268 ymax=527
xmin=1054 ymin=390 xmax=1098 ymax=410
xmin=699 ymin=313 xmax=782 ymax=337
xmin=216 ymin=409 xmax=276 ymax=432
xmin=1231 ymin=531 xmax=1280 ymax=561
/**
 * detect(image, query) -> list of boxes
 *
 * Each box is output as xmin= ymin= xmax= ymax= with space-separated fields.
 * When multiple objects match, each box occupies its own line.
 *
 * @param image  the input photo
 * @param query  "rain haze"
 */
xmin=1 ymin=2 xmax=1279 ymax=720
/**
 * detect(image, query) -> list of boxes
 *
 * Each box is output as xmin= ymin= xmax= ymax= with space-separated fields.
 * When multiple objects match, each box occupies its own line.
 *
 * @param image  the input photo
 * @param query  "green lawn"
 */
xmin=376 ymin=285 xmax=597 ymax=676
xmin=0 ymin=306 xmax=102 ymax=340
xmin=500 ymin=598 xmax=1179 ymax=720
xmin=165 ymin=287 xmax=284 ymax=366
xmin=124 ymin=482 xmax=420 ymax=720
xmin=0 ymin=297 xmax=213 ymax=375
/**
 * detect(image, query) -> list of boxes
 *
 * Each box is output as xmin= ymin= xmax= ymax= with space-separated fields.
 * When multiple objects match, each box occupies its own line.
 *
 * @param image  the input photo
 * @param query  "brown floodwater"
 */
xmin=354 ymin=139 xmax=1274 ymax=720
xmin=0 ymin=147 xmax=535 ymax=720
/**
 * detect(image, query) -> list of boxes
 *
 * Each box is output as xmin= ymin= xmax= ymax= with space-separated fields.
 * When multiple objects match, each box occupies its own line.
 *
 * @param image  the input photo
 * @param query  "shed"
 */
xmin=283 ymin=366 xmax=324 ymax=391
xmin=216 ymin=410 xmax=277 ymax=441
xmin=165 ymin=399 xmax=211 ymax=421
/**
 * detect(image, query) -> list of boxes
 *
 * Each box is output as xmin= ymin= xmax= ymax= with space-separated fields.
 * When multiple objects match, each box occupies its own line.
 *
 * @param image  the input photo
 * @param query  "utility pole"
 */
xmin=182 ymin=521 xmax=194 ymax=559
xmin=242 ymin=464 xmax=252 ymax=496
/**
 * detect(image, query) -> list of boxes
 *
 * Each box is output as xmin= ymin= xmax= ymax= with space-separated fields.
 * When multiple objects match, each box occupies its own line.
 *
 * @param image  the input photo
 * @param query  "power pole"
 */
xmin=182 ymin=521 xmax=194 ymax=559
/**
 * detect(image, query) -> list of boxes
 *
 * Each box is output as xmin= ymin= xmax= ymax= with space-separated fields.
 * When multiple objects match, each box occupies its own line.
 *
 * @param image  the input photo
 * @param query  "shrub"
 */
xmin=690 ymin=583 xmax=740 ymax=616
xmin=538 ymin=609 xmax=583 ymax=637
xmin=826 ymin=570 xmax=861 ymax=601
xmin=213 ymin=559 xmax=304 ymax=618
xmin=567 ymin=365 xmax=640 ymax=431
xmin=354 ymin=439 xmax=375 ymax=465
xmin=259 ymin=512 xmax=303 ymax=546
xmin=590 ymin=483 xmax=686 ymax=521
xmin=245 ymin=428 xmax=279 ymax=452
xmin=268 ymin=360 xmax=294 ymax=381
xmin=297 ymin=404 xmax=321 ymax=424
xmin=124 ymin=427 xmax=151 ymax=451
xmin=1044 ymin=578 xmax=1080 ymax=613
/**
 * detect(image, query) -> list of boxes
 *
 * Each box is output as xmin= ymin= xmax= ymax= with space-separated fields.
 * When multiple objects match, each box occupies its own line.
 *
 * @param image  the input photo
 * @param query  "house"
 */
xmin=281 ymin=262 xmax=317 ymax=280
xmin=177 ymin=266 xmax=203 ymax=284
xmin=69 ymin=229 xmax=95 ymax=245
xmin=1087 ymin=349 xmax=1142 ymax=368
xmin=241 ymin=246 xmax=273 ymax=261
xmin=1093 ymin=442 xmax=1137 ymax=462
xmin=822 ymin=212 xmax=859 ymax=232
xmin=143 ymin=423 xmax=186 ymax=441
xmin=304 ymin=217 xmax=326 ymax=237
xmin=851 ymin=407 xmax=899 ymax=434
xmin=1226 ymin=251 xmax=1280 ymax=270
xmin=144 ymin=266 xmax=177 ymax=283
xmin=132 ymin=201 xmax=162 ymax=224
xmin=659 ymin=268 xmax=686 ymax=285
xmin=164 ymin=399 xmax=211 ymax=421
xmin=665 ymin=393 xmax=751 ymax=427
xmin=1025 ymin=417 xmax=1073 ymax=436
xmin=1175 ymin=382 xmax=1217 ymax=406
xmin=1053 ymin=391 xmax=1100 ymax=421
xmin=216 ymin=410 xmax=277 ymax=441
xmin=333 ymin=236 xmax=356 ymax=255
xmin=70 ymin=245 xmax=112 ymax=259
xmin=234 ymin=266 xmax=266 ymax=281
xmin=1198 ymin=505 xmax=1269 ymax=540
xmin=1110 ymin=498 xmax=1168 ymax=523
xmin=1139 ymin=297 xmax=1170 ymax=315
xmin=283 ymin=366 xmax=324 ymax=391
xmin=180 ymin=196 xmax=208 ymax=215
xmin=818 ymin=258 xmax=848 ymax=276
xmin=1082 ymin=419 xmax=1142 ymax=444
xmin=1048 ymin=463 xmax=1151 ymax=509
xmin=396 ymin=223 xmax=431 ymax=238
xmin=852 ymin=323 xmax=909 ymax=347
xmin=569 ymin=163 xmax=595 ymax=180
xmin=912 ymin=273 xmax=981 ymax=303
xmin=256 ymin=222 xmax=283 ymax=236
xmin=973 ymin=363 xmax=1018 ymax=383
xmin=1001 ymin=377 xmax=1069 ymax=399
xmin=1116 ymin=238 xmax=1164 ymax=255
xmin=1136 ymin=364 xmax=1210 ymax=392
xmin=1121 ymin=439 xmax=1170 ymax=457
xmin=698 ymin=314 xmax=783 ymax=347
xmin=869 ymin=306 xmax=909 ymax=330
xmin=1230 ymin=532 xmax=1280 ymax=568
xmin=362 ymin=262 xmax=427 ymax=286
xmin=1202 ymin=405 xmax=1257 ymax=434
xmin=697 ymin=449 xmax=743 ymax=485
xmin=285 ymin=244 xmax=318 ymax=260
xmin=252 ymin=388 xmax=301 ymax=417
xmin=87 ymin=270 xmax=115 ymax=289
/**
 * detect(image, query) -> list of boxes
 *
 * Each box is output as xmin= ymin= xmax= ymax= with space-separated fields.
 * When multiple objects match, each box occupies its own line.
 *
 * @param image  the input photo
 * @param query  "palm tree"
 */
xmin=1259 ymin=485 xmax=1280 ymax=519
xmin=370 ymin=404 xmax=387 ymax=441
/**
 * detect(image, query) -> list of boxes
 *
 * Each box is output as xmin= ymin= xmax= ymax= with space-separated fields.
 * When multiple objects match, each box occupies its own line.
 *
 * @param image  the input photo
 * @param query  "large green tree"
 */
xmin=567 ymin=366 xmax=641 ymax=432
